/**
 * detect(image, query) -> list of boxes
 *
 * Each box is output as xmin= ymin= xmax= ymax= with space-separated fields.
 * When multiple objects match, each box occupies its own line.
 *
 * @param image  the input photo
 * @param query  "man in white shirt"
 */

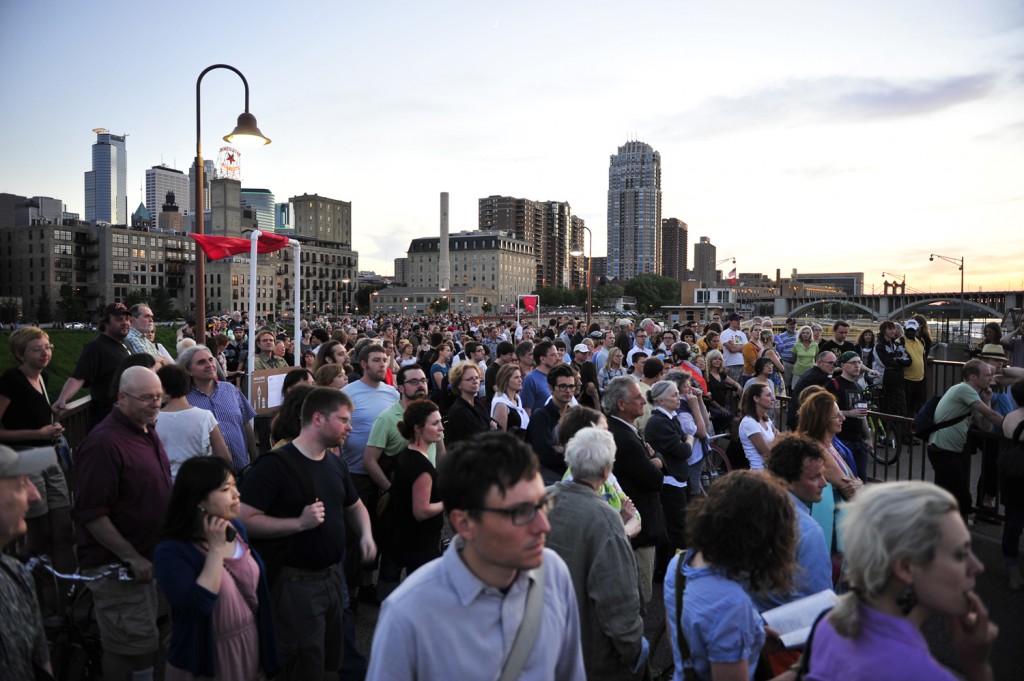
xmin=719 ymin=312 xmax=748 ymax=383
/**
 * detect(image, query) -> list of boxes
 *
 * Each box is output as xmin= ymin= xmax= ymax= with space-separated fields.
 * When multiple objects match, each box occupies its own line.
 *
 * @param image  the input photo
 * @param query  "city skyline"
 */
xmin=1 ymin=1 xmax=1022 ymax=294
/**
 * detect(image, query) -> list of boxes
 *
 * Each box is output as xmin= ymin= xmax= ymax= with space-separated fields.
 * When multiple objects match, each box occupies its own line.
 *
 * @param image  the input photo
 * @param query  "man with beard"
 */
xmin=52 ymin=303 xmax=133 ymax=427
xmin=239 ymin=388 xmax=376 ymax=680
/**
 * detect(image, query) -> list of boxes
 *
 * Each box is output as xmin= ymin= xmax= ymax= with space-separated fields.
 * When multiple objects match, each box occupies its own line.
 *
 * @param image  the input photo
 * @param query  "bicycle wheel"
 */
xmin=870 ymin=419 xmax=901 ymax=466
xmin=702 ymin=444 xmax=733 ymax=488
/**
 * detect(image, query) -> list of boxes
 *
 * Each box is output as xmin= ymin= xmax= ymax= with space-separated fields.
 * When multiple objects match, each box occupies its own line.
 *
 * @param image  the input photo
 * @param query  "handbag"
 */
xmin=497 ymin=560 xmax=546 ymax=681
xmin=997 ymin=421 xmax=1024 ymax=478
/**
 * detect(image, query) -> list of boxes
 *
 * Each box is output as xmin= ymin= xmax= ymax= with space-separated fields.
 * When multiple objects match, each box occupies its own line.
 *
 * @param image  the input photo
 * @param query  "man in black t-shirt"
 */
xmin=826 ymin=351 xmax=871 ymax=479
xmin=817 ymin=320 xmax=857 ymax=358
xmin=239 ymin=388 xmax=376 ymax=681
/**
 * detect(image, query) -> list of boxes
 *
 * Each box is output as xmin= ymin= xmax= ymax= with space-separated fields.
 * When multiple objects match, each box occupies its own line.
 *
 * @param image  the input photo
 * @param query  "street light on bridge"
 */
xmin=929 ymin=254 xmax=965 ymax=334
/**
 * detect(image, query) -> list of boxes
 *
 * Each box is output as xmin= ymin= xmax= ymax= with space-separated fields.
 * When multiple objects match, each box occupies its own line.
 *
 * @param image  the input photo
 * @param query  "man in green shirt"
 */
xmin=928 ymin=359 xmax=1004 ymax=520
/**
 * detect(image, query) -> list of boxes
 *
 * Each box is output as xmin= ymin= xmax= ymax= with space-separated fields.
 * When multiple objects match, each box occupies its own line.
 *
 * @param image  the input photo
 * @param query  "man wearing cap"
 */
xmin=775 ymin=317 xmax=799 ymax=386
xmin=901 ymin=319 xmax=929 ymax=417
xmin=52 ymin=302 xmax=132 ymax=427
xmin=75 ymin=366 xmax=173 ymax=681
xmin=615 ymin=318 xmax=634 ymax=356
xmin=826 ymin=352 xmax=872 ymax=479
xmin=719 ymin=313 xmax=748 ymax=383
xmin=0 ymin=445 xmax=55 ymax=679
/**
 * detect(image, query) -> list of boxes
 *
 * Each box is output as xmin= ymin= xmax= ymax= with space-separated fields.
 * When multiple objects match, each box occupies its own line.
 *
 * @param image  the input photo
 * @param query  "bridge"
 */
xmin=734 ymin=289 xmax=1024 ymax=321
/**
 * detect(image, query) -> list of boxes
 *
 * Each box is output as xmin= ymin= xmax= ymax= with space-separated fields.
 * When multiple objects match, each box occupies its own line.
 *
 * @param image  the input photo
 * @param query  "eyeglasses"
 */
xmin=122 ymin=392 xmax=164 ymax=405
xmin=553 ymin=383 xmax=576 ymax=391
xmin=475 ymin=492 xmax=557 ymax=526
xmin=28 ymin=344 xmax=55 ymax=353
xmin=401 ymin=378 xmax=428 ymax=386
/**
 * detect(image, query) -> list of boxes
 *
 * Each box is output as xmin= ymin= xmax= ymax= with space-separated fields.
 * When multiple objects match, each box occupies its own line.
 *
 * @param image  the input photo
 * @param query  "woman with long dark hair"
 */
xmin=155 ymin=457 xmax=279 ymax=681
xmin=738 ymin=382 xmax=778 ymax=470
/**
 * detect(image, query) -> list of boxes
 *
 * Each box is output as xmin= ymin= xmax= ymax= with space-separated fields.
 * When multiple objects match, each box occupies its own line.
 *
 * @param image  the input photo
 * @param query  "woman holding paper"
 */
xmin=664 ymin=470 xmax=796 ymax=681
xmin=803 ymin=482 xmax=996 ymax=681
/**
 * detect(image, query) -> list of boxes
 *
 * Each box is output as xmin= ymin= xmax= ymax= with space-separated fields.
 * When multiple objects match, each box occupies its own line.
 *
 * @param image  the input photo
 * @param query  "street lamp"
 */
xmin=193 ymin=64 xmax=270 ymax=345
xmin=439 ymin=277 xmax=451 ymax=316
xmin=929 ymin=254 xmax=965 ymax=337
xmin=569 ymin=225 xmax=593 ymax=330
xmin=341 ymin=277 xmax=350 ymax=315
xmin=370 ymin=290 xmax=380 ymax=317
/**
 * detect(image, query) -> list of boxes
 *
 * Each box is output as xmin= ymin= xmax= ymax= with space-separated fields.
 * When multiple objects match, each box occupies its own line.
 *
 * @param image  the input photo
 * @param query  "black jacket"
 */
xmin=608 ymin=416 xmax=666 ymax=549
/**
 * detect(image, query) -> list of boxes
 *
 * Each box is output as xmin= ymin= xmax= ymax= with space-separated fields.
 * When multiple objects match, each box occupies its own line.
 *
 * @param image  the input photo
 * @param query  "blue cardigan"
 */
xmin=154 ymin=520 xmax=281 ymax=678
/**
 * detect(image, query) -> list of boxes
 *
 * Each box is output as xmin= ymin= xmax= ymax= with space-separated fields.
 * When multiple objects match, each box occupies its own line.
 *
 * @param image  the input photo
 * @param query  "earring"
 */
xmin=896 ymin=583 xmax=918 ymax=615
xmin=199 ymin=507 xmax=207 ymax=514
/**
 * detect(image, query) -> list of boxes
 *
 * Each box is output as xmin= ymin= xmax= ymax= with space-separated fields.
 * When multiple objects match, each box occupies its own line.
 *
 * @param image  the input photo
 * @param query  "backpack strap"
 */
xmin=675 ymin=554 xmax=692 ymax=663
xmin=795 ymin=606 xmax=833 ymax=679
xmin=1013 ymin=420 xmax=1024 ymax=444
xmin=498 ymin=562 xmax=546 ymax=681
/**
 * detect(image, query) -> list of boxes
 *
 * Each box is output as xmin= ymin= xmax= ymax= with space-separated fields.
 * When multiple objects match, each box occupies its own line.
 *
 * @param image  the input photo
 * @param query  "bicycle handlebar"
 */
xmin=25 ymin=555 xmax=135 ymax=582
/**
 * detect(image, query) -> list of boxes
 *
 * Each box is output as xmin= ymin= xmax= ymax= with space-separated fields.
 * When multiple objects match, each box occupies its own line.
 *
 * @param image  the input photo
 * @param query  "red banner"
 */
xmin=522 ymin=295 xmax=539 ymax=312
xmin=728 ymin=267 xmax=737 ymax=285
xmin=191 ymin=232 xmax=291 ymax=261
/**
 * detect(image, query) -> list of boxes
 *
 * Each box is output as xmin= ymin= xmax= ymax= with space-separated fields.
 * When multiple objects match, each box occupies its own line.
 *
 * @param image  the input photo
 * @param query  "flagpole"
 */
xmin=290 ymin=239 xmax=301 ymax=366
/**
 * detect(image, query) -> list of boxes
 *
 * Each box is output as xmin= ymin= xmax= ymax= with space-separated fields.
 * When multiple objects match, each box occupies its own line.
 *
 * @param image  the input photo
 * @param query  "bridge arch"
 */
xmin=788 ymin=299 xmax=877 ymax=320
xmin=890 ymin=297 xmax=1002 ymax=319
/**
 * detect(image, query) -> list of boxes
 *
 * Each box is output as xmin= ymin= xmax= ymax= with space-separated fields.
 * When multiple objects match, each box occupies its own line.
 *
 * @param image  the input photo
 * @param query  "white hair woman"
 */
xmin=803 ymin=482 xmax=996 ymax=681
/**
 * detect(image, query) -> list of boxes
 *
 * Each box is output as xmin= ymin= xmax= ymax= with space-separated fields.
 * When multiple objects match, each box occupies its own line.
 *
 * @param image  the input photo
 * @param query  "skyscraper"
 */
xmin=661 ymin=217 xmax=688 ymax=281
xmin=241 ymin=188 xmax=276 ymax=232
xmin=607 ymin=140 xmax=661 ymax=280
xmin=84 ymin=129 xmax=127 ymax=224
xmin=189 ymin=159 xmax=216 ymax=216
xmin=145 ymin=165 xmax=190 ymax=218
xmin=694 ymin=236 xmax=717 ymax=285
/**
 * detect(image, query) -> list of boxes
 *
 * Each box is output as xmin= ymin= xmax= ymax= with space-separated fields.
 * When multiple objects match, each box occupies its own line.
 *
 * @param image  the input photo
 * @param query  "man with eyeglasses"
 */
xmin=367 ymin=432 xmax=585 ymax=681
xmin=625 ymin=331 xmax=649 ymax=369
xmin=786 ymin=351 xmax=838 ymax=430
xmin=74 ymin=366 xmax=173 ymax=681
xmin=526 ymin=364 xmax=577 ymax=484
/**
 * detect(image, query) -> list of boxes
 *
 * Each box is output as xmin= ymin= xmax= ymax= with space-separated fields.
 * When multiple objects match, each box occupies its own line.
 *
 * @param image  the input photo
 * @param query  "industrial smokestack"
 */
xmin=439 ymin=192 xmax=451 ymax=290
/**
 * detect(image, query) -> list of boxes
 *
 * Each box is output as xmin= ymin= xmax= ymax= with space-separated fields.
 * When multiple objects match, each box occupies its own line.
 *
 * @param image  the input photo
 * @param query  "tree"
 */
xmin=35 ymin=287 xmax=52 ymax=323
xmin=481 ymin=302 xmax=492 ymax=313
xmin=0 ymin=298 xmax=19 ymax=324
xmin=431 ymin=297 xmax=449 ymax=312
xmin=124 ymin=289 xmax=148 ymax=310
xmin=57 ymin=285 xmax=87 ymax=322
xmin=592 ymin=284 xmax=624 ymax=311
xmin=624 ymin=274 xmax=681 ymax=312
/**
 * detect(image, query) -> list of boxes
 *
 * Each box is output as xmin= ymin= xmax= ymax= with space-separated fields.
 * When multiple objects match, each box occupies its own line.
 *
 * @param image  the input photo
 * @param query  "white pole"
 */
xmin=291 ymin=239 xmax=301 ymax=365
xmin=247 ymin=230 xmax=261 ymax=399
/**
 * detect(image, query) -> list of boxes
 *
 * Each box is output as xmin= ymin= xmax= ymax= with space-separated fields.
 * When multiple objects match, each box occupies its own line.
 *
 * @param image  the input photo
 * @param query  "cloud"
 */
xmin=653 ymin=72 xmax=999 ymax=139
xmin=784 ymin=164 xmax=869 ymax=180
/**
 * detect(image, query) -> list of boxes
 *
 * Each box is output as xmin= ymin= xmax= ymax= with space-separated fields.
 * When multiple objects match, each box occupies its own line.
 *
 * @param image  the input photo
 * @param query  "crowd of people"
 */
xmin=1 ymin=304 xmax=1022 ymax=680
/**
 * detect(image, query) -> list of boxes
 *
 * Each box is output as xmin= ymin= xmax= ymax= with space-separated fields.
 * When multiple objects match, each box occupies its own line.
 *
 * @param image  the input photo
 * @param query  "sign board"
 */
xmin=249 ymin=367 xmax=294 ymax=415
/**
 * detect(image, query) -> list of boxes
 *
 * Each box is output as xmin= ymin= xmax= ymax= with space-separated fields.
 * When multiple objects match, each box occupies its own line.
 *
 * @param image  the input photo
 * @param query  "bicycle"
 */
xmin=863 ymin=385 xmax=903 ymax=466
xmin=700 ymin=433 xmax=733 ymax=489
xmin=26 ymin=555 xmax=134 ymax=681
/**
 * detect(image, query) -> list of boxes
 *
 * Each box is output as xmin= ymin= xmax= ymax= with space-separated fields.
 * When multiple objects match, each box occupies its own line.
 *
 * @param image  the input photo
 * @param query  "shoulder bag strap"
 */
xmin=1013 ymin=420 xmax=1024 ymax=444
xmin=498 ymin=563 xmax=546 ymax=681
xmin=675 ymin=554 xmax=692 ymax=662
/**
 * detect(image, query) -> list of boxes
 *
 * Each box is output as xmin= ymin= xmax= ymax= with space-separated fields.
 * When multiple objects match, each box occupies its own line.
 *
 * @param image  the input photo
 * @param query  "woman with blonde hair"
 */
xmin=803 ymin=482 xmax=995 ymax=681
xmin=598 ymin=346 xmax=628 ymax=391
xmin=790 ymin=325 xmax=819 ymax=389
xmin=490 ymin=363 xmax=529 ymax=438
xmin=443 ymin=362 xmax=490 ymax=444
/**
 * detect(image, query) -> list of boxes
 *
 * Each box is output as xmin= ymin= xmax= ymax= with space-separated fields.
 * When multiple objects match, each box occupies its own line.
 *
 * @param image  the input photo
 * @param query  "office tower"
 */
xmin=289 ymin=194 xmax=358 ymax=316
xmin=607 ymin=140 xmax=661 ymax=280
xmin=275 ymin=202 xmax=291 ymax=230
xmin=694 ymin=236 xmax=717 ymax=285
xmin=478 ymin=195 xmax=583 ymax=289
xmin=84 ymin=129 xmax=128 ymax=224
xmin=662 ymin=218 xmax=688 ymax=280
xmin=241 ymin=188 xmax=275 ymax=232
xmin=188 ymin=159 xmax=216 ymax=215
xmin=146 ymin=165 xmax=190 ymax=218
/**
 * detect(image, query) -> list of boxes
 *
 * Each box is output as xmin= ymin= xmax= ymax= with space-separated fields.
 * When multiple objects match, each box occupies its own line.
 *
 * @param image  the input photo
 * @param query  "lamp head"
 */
xmin=569 ymin=247 xmax=584 ymax=257
xmin=224 ymin=112 xmax=271 ymax=147
xmin=929 ymin=255 xmax=934 ymax=261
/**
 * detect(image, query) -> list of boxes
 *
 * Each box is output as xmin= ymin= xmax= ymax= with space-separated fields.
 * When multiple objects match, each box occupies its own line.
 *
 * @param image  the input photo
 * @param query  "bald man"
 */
xmin=74 ymin=366 xmax=173 ymax=681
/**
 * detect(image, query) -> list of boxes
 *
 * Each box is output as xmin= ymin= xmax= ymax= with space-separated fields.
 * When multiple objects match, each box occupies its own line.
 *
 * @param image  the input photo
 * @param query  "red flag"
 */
xmin=522 ymin=295 xmax=539 ymax=312
xmin=191 ymin=232 xmax=291 ymax=261
xmin=728 ymin=267 xmax=737 ymax=285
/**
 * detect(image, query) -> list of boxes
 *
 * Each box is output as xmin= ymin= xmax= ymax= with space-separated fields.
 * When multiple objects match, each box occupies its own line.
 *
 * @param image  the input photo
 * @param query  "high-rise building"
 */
xmin=145 ymin=165 xmax=190 ymax=218
xmin=275 ymin=202 xmax=291 ymax=231
xmin=289 ymin=194 xmax=358 ymax=316
xmin=84 ymin=130 xmax=127 ymax=224
xmin=241 ymin=188 xmax=275 ymax=232
xmin=607 ymin=140 xmax=661 ymax=280
xmin=694 ymin=236 xmax=717 ymax=285
xmin=661 ymin=218 xmax=688 ymax=281
xmin=188 ymin=159 xmax=216 ymax=217
xmin=478 ymin=195 xmax=583 ymax=290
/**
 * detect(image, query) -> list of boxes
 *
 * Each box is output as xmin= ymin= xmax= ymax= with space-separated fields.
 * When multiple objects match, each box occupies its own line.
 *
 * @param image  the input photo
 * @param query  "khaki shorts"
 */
xmin=633 ymin=545 xmax=656 ymax=604
xmin=85 ymin=571 xmax=161 ymax=656
xmin=26 ymin=463 xmax=71 ymax=519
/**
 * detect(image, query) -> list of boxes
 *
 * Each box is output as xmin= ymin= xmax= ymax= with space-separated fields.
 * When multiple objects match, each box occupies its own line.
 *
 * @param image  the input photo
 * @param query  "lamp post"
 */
xmin=569 ymin=225 xmax=593 ymax=330
xmin=341 ymin=277 xmax=350 ymax=316
xmin=370 ymin=291 xmax=380 ymax=317
xmin=440 ymin=277 xmax=451 ymax=316
xmin=193 ymin=64 xmax=270 ymax=345
xmin=929 ymin=254 xmax=965 ymax=339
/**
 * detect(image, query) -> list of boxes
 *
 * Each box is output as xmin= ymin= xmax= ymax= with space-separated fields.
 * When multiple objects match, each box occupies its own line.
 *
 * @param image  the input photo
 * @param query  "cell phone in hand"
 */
xmin=225 ymin=525 xmax=237 ymax=542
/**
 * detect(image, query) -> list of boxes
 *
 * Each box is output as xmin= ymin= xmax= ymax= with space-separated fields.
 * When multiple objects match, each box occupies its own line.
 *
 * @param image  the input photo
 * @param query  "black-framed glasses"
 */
xmin=475 ymin=492 xmax=557 ymax=526
xmin=401 ymin=378 xmax=428 ymax=386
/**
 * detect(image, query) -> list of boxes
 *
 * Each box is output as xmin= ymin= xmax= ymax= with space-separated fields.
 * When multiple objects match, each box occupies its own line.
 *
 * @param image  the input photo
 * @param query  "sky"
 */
xmin=1 ymin=0 xmax=1022 ymax=294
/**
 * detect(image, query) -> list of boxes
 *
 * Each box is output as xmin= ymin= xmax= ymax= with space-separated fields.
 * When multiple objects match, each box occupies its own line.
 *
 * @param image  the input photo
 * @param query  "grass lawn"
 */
xmin=0 ymin=327 xmax=180 ymax=398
